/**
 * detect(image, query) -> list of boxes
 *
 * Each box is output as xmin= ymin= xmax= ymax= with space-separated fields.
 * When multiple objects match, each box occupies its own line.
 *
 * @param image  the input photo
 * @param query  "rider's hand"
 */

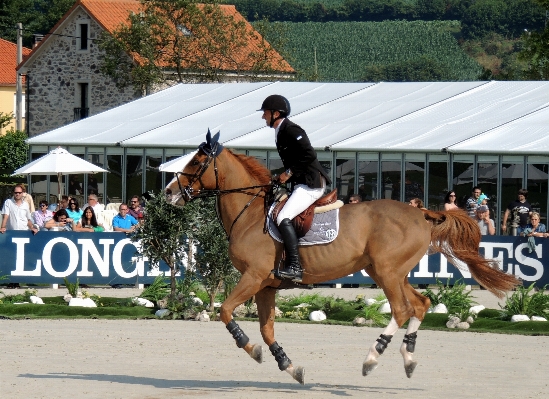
xmin=278 ymin=171 xmax=290 ymax=184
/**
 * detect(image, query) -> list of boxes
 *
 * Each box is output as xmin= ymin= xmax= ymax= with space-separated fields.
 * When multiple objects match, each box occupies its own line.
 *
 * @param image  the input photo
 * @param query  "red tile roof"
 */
xmin=22 ymin=0 xmax=293 ymax=74
xmin=0 ymin=38 xmax=31 ymax=85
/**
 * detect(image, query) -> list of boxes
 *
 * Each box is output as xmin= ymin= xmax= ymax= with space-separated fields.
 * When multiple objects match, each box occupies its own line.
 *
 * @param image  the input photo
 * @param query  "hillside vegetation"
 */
xmin=257 ymin=20 xmax=483 ymax=81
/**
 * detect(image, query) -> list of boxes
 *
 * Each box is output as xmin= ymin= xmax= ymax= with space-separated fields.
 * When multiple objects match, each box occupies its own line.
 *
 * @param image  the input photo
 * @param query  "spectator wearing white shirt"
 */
xmin=1 ymin=185 xmax=38 ymax=234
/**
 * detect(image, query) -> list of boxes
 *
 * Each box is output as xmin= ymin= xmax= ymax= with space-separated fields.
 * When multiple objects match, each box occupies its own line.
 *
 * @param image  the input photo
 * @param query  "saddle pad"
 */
xmin=268 ymin=203 xmax=339 ymax=246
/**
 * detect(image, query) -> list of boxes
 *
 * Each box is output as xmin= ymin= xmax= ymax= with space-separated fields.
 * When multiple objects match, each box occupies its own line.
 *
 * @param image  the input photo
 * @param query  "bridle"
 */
xmin=173 ymin=148 xmax=273 ymax=241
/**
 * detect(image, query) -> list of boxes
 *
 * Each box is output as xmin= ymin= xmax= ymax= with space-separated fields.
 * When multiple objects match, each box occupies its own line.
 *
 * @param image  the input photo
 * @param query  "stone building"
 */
xmin=17 ymin=0 xmax=293 ymax=136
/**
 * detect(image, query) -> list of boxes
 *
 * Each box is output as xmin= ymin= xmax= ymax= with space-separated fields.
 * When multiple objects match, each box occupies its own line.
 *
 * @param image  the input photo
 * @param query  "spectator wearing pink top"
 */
xmin=34 ymin=200 xmax=54 ymax=229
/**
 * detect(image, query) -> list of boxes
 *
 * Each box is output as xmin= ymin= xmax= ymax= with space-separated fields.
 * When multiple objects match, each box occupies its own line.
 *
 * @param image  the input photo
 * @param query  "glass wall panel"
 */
xmin=66 ymin=147 xmax=85 ymax=206
xmin=501 ymin=157 xmax=525 ymax=235
xmin=145 ymin=149 xmax=163 ymax=195
xmin=318 ymin=152 xmax=332 ymax=193
xmin=335 ymin=154 xmax=355 ymax=202
xmin=404 ymin=154 xmax=425 ymax=204
xmin=358 ymin=153 xmax=379 ymax=201
xmin=527 ymin=163 xmax=549 ymax=227
xmin=126 ymin=149 xmax=144 ymax=204
xmin=86 ymin=148 xmax=105 ymax=206
xmin=476 ymin=156 xmax=498 ymax=222
xmin=381 ymin=153 xmax=401 ymax=201
xmin=268 ymin=151 xmax=283 ymax=176
xmin=427 ymin=154 xmax=448 ymax=211
xmin=452 ymin=155 xmax=474 ymax=209
xmin=106 ymin=148 xmax=123 ymax=204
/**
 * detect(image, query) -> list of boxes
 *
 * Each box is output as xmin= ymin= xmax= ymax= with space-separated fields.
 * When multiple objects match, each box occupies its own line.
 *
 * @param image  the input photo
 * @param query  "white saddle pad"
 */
xmin=267 ymin=203 xmax=340 ymax=246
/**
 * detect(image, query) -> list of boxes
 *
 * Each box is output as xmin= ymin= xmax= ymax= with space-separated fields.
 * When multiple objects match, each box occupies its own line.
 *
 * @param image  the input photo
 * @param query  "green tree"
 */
xmin=0 ymin=111 xmax=13 ymax=131
xmin=131 ymin=192 xmax=199 ymax=297
xmin=519 ymin=0 xmax=549 ymax=79
xmin=191 ymin=198 xmax=239 ymax=312
xmin=0 ymin=0 xmax=74 ymax=47
xmin=99 ymin=0 xmax=287 ymax=93
xmin=0 ymin=129 xmax=29 ymax=172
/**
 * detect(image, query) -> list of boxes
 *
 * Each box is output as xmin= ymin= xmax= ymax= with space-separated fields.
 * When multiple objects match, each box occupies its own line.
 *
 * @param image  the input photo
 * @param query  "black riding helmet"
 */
xmin=258 ymin=95 xmax=291 ymax=127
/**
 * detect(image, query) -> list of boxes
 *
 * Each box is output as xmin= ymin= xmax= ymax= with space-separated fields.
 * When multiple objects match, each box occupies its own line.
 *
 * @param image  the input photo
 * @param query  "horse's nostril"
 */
xmin=166 ymin=188 xmax=172 ymax=195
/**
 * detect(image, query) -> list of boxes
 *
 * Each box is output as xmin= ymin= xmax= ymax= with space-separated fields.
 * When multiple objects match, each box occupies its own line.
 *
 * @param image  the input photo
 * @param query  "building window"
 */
xmin=74 ymin=82 xmax=89 ymax=120
xmin=77 ymin=22 xmax=89 ymax=51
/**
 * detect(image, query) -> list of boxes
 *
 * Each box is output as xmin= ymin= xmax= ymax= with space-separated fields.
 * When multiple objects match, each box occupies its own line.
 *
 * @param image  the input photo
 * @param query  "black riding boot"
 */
xmin=274 ymin=218 xmax=303 ymax=282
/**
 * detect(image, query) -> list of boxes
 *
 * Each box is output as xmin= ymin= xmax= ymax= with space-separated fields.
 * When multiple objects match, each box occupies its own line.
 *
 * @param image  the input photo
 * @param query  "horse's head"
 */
xmin=165 ymin=130 xmax=224 ymax=206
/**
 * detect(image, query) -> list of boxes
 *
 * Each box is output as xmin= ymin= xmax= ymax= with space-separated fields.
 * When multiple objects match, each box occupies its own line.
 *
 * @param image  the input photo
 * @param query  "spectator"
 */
xmin=443 ymin=190 xmax=459 ymax=211
xmin=20 ymin=183 xmax=35 ymax=213
xmin=85 ymin=194 xmax=103 ymax=215
xmin=477 ymin=193 xmax=489 ymax=206
xmin=75 ymin=206 xmax=104 ymax=232
xmin=112 ymin=204 xmax=138 ymax=233
xmin=68 ymin=175 xmax=82 ymax=195
xmin=44 ymin=208 xmax=74 ymax=231
xmin=518 ymin=211 xmax=547 ymax=237
xmin=348 ymin=194 xmax=361 ymax=204
xmin=409 ymin=198 xmax=425 ymax=208
xmin=34 ymin=200 xmax=54 ymax=229
xmin=0 ymin=184 xmax=38 ymax=234
xmin=475 ymin=205 xmax=495 ymax=235
xmin=127 ymin=195 xmax=144 ymax=221
xmin=502 ymin=189 xmax=533 ymax=235
xmin=87 ymin=175 xmax=98 ymax=194
xmin=66 ymin=198 xmax=83 ymax=225
xmin=466 ymin=186 xmax=482 ymax=218
xmin=56 ymin=195 xmax=70 ymax=211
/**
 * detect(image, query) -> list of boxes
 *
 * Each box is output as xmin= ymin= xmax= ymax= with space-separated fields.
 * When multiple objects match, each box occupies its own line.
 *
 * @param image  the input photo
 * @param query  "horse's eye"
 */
xmin=192 ymin=160 xmax=199 ymax=166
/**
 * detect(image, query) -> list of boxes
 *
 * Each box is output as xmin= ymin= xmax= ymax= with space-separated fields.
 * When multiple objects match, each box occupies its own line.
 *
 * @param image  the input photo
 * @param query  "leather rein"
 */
xmin=174 ymin=151 xmax=272 ymax=241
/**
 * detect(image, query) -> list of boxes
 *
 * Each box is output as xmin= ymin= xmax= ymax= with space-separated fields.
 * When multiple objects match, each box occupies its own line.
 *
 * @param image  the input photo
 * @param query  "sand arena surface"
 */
xmin=2 ymin=287 xmax=549 ymax=398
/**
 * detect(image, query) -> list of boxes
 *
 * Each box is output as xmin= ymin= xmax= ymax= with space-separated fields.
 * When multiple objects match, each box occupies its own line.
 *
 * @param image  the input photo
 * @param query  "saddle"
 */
xmin=272 ymin=189 xmax=339 ymax=238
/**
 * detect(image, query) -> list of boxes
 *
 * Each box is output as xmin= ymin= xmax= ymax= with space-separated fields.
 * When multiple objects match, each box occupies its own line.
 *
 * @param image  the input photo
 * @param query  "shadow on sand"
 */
xmin=19 ymin=372 xmax=425 ymax=396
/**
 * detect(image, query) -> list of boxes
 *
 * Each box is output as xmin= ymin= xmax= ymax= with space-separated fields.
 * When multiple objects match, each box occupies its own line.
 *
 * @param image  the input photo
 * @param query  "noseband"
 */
xmin=173 ymin=150 xmax=272 ymax=241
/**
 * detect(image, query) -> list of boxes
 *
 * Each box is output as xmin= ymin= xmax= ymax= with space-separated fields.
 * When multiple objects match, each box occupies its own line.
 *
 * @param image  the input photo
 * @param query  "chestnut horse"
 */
xmin=165 ymin=137 xmax=520 ymax=385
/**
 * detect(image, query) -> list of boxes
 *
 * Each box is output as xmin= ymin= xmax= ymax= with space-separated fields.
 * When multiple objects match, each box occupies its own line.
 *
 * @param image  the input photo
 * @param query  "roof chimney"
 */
xmin=33 ymin=34 xmax=44 ymax=48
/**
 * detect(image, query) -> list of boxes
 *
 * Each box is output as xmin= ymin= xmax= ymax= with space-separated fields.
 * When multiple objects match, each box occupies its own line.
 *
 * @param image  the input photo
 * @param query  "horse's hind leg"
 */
xmin=219 ymin=273 xmax=264 ymax=363
xmin=400 ymin=280 xmax=431 ymax=378
xmin=256 ymin=287 xmax=305 ymax=385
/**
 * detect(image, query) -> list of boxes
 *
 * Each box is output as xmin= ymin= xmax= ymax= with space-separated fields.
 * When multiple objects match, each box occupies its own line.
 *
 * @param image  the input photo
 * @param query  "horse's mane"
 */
xmin=227 ymin=150 xmax=272 ymax=185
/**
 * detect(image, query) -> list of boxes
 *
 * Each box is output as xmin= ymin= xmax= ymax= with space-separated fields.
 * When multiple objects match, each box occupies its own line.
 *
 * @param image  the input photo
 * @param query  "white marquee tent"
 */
xmin=26 ymin=81 xmax=549 ymax=154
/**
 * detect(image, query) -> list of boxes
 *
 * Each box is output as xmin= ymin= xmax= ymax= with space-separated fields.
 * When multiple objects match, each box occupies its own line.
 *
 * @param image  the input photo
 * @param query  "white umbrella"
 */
xmin=12 ymin=147 xmax=108 ymax=200
xmin=159 ymin=151 xmax=198 ymax=173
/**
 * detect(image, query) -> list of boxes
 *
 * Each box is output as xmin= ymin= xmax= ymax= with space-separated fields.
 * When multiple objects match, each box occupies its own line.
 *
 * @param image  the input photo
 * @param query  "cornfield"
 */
xmin=257 ymin=20 xmax=483 ymax=82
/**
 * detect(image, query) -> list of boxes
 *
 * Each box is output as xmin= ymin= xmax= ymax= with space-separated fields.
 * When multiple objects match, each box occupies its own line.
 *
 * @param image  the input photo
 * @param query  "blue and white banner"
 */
xmin=0 ymin=233 xmax=546 ymax=286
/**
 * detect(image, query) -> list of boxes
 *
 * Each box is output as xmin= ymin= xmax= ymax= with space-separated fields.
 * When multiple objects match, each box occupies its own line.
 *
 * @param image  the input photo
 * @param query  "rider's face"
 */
xmin=262 ymin=110 xmax=272 ymax=126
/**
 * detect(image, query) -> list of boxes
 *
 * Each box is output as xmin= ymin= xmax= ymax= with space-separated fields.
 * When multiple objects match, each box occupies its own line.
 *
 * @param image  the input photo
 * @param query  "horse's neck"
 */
xmin=217 ymin=158 xmax=265 ymax=233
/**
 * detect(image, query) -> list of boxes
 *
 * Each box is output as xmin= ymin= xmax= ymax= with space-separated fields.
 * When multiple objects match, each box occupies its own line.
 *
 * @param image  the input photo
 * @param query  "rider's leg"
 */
xmin=275 ymin=182 xmax=324 ymax=282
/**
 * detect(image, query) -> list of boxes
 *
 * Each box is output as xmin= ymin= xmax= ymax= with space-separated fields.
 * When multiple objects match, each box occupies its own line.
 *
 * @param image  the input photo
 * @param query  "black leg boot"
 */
xmin=274 ymin=218 xmax=303 ymax=282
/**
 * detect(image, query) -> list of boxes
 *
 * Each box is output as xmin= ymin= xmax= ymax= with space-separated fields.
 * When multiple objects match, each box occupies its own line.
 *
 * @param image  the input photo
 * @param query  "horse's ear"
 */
xmin=206 ymin=128 xmax=212 ymax=145
xmin=212 ymin=130 xmax=221 ymax=144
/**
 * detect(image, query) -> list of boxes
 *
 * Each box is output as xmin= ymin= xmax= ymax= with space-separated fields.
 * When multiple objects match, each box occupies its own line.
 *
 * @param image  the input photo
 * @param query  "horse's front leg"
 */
xmin=219 ymin=273 xmax=264 ymax=364
xmin=256 ymin=287 xmax=305 ymax=385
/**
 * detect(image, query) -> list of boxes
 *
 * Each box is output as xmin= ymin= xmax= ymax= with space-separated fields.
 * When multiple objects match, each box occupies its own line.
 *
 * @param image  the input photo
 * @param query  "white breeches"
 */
xmin=276 ymin=178 xmax=326 ymax=225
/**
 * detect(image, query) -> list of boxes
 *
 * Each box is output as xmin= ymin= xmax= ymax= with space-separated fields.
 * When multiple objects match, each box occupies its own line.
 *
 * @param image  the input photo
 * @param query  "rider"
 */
xmin=259 ymin=94 xmax=331 ymax=282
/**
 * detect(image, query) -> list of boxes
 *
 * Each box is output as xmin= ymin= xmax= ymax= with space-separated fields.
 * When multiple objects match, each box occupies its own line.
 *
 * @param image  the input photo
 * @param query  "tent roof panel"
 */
xmin=26 ymin=81 xmax=549 ymax=155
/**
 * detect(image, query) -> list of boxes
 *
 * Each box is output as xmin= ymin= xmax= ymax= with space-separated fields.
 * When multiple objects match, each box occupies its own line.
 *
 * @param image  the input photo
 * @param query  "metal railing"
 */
xmin=73 ymin=107 xmax=89 ymax=121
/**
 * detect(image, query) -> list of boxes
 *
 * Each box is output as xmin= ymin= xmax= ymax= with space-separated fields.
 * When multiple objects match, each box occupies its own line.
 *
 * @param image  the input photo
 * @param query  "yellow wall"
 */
xmin=0 ymin=85 xmax=25 ymax=135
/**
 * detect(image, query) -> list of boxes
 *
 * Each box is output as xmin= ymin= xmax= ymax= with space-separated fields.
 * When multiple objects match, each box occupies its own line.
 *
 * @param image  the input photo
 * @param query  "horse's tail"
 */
xmin=422 ymin=209 xmax=521 ymax=298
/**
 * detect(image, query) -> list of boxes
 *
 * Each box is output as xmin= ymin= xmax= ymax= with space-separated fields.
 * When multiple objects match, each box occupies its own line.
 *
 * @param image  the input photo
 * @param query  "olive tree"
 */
xmin=131 ymin=192 xmax=200 ymax=297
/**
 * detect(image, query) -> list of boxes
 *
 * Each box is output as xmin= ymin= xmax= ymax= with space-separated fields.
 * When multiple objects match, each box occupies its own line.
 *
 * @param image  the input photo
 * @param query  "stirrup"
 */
xmin=273 ymin=266 xmax=303 ymax=282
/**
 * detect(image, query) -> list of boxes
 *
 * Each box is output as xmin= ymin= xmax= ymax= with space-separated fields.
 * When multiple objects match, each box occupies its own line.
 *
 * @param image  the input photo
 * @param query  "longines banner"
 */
xmin=0 ymin=232 xmax=546 ymax=286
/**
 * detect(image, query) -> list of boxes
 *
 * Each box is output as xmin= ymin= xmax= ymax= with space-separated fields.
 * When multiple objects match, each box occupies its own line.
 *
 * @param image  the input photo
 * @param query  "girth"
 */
xmin=272 ymin=189 xmax=338 ymax=238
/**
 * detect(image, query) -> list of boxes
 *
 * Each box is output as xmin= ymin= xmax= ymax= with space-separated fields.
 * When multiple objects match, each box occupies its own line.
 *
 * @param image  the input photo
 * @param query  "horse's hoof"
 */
xmin=362 ymin=359 xmax=378 ymax=376
xmin=250 ymin=344 xmax=263 ymax=364
xmin=293 ymin=366 xmax=305 ymax=385
xmin=404 ymin=360 xmax=417 ymax=378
